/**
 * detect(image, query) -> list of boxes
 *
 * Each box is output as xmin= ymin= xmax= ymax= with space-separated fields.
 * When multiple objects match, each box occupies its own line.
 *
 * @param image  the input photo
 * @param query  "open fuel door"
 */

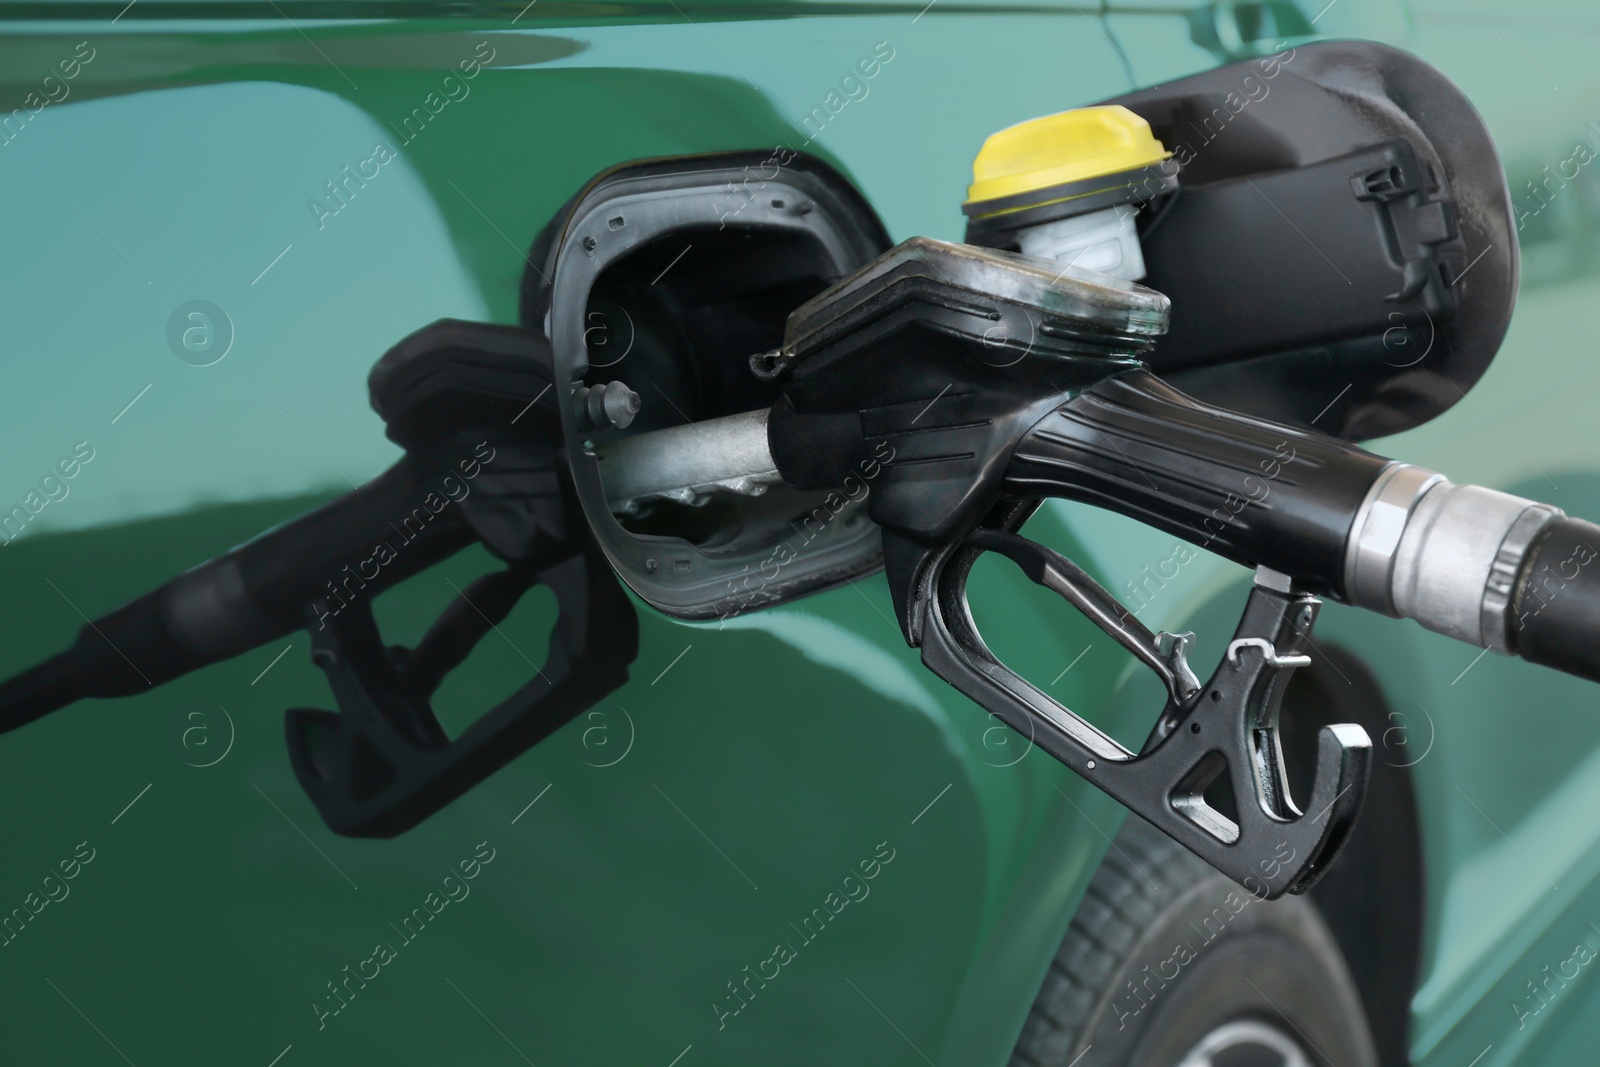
xmin=522 ymin=151 xmax=893 ymax=621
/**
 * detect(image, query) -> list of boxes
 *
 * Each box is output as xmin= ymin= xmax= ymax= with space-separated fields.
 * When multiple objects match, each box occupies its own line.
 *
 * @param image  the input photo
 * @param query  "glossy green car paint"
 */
xmin=0 ymin=3 xmax=1596 ymax=1065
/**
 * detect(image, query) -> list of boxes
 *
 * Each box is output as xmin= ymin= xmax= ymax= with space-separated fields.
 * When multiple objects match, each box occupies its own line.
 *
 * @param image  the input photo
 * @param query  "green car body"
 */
xmin=1 ymin=2 xmax=1597 ymax=1064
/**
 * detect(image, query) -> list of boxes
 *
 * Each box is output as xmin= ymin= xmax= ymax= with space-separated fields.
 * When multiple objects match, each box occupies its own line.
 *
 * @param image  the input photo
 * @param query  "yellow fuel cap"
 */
xmin=964 ymin=105 xmax=1172 ymax=220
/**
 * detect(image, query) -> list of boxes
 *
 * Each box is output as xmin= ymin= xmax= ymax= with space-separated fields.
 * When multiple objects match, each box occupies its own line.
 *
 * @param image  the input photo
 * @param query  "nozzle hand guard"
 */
xmin=895 ymin=517 xmax=1368 ymax=897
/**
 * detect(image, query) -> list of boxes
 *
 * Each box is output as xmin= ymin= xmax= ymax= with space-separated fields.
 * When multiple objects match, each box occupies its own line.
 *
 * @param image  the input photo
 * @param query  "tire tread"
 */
xmin=1012 ymin=817 xmax=1213 ymax=1065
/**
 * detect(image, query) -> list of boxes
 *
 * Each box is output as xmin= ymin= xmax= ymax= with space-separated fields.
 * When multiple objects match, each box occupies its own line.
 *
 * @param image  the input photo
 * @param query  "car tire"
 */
xmin=1010 ymin=816 xmax=1379 ymax=1067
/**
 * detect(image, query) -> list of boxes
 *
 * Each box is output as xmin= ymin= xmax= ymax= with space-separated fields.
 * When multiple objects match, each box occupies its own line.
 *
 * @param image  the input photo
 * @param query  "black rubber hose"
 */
xmin=1512 ymin=517 xmax=1600 ymax=683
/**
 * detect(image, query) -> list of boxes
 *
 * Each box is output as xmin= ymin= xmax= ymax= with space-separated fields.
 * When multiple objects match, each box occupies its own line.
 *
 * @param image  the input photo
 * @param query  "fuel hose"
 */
xmin=1007 ymin=368 xmax=1599 ymax=682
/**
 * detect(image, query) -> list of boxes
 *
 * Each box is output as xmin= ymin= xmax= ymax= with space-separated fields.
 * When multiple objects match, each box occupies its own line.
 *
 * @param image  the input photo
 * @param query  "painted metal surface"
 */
xmin=0 ymin=3 xmax=1596 ymax=1064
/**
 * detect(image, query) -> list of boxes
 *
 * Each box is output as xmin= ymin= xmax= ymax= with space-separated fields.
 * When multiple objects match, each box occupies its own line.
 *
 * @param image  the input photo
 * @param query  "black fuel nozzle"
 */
xmin=762 ymin=236 xmax=1381 ymax=897
xmin=756 ymin=218 xmax=1600 ymax=896
xmin=0 ymin=320 xmax=638 ymax=837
